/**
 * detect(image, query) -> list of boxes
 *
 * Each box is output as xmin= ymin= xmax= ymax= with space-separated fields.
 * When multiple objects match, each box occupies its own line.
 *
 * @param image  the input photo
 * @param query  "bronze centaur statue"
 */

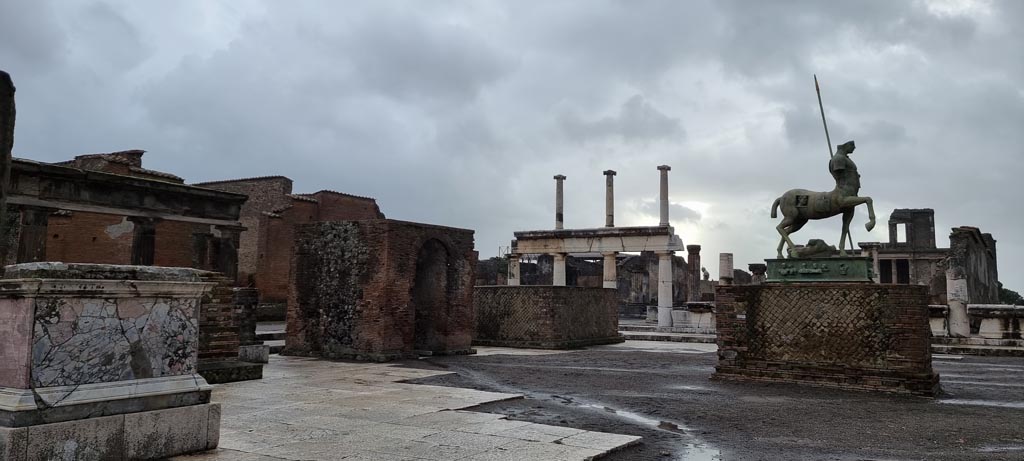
xmin=771 ymin=141 xmax=876 ymax=258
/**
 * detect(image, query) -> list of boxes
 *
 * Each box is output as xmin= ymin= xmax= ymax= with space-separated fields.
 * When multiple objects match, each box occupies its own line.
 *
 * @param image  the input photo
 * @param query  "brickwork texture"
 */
xmin=285 ymin=220 xmax=476 ymax=361
xmin=713 ymin=283 xmax=939 ymax=396
xmin=474 ymin=286 xmax=623 ymax=349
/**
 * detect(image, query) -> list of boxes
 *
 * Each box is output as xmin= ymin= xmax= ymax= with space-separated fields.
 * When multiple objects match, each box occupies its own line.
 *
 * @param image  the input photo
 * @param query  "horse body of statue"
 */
xmin=771 ymin=140 xmax=876 ymax=258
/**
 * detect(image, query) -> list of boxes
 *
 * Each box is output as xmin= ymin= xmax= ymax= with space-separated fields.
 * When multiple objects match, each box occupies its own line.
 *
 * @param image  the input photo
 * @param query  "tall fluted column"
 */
xmin=657 ymin=251 xmax=674 ymax=327
xmin=507 ymin=254 xmax=521 ymax=286
xmin=657 ymin=165 xmax=671 ymax=227
xmin=602 ymin=252 xmax=617 ymax=289
xmin=552 ymin=253 xmax=567 ymax=286
xmin=554 ymin=174 xmax=566 ymax=230
xmin=603 ymin=170 xmax=616 ymax=227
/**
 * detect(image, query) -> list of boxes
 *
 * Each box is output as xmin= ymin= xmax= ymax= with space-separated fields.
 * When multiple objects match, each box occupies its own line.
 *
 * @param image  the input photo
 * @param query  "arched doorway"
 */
xmin=412 ymin=239 xmax=451 ymax=353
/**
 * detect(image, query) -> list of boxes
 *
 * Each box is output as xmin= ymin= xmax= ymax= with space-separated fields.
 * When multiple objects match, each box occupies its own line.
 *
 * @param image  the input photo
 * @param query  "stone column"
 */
xmin=602 ymin=252 xmax=617 ymax=289
xmin=657 ymin=165 xmax=671 ymax=226
xmin=719 ymin=253 xmax=734 ymax=285
xmin=552 ymin=253 xmax=567 ymax=286
xmin=603 ymin=170 xmax=616 ymax=227
xmin=686 ymin=244 xmax=701 ymax=302
xmin=507 ymin=254 xmax=521 ymax=286
xmin=0 ymin=71 xmax=15 ymax=265
xmin=554 ymin=174 xmax=566 ymax=230
xmin=946 ymin=267 xmax=970 ymax=338
xmin=657 ymin=251 xmax=674 ymax=327
xmin=860 ymin=242 xmax=881 ymax=282
xmin=749 ymin=263 xmax=767 ymax=285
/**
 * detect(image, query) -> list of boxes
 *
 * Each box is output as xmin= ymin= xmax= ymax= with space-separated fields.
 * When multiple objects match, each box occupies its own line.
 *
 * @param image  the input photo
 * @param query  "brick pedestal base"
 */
xmin=712 ymin=283 xmax=940 ymax=396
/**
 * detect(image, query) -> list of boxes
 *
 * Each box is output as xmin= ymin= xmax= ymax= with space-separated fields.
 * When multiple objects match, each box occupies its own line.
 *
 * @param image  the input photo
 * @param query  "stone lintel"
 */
xmin=512 ymin=230 xmax=683 ymax=254
xmin=3 ymin=262 xmax=210 ymax=282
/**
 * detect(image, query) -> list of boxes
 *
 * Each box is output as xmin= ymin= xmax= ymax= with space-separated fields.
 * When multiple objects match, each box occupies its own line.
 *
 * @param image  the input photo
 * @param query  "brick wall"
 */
xmin=713 ymin=283 xmax=939 ymax=396
xmin=193 ymin=177 xmax=293 ymax=284
xmin=285 ymin=219 xmax=475 ymax=361
xmin=474 ymin=286 xmax=623 ymax=349
xmin=46 ymin=212 xmax=134 ymax=264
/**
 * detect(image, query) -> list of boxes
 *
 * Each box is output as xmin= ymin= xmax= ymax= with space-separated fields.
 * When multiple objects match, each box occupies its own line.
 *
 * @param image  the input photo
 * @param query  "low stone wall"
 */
xmin=0 ymin=262 xmax=221 ymax=459
xmin=474 ymin=286 xmax=623 ymax=349
xmin=929 ymin=303 xmax=1023 ymax=340
xmin=713 ymin=283 xmax=938 ymax=396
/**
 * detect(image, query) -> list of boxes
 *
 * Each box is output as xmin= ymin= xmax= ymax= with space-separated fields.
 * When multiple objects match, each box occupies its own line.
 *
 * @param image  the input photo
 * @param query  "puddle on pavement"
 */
xmin=668 ymin=384 xmax=712 ymax=392
xmin=978 ymin=444 xmax=1024 ymax=453
xmin=578 ymin=404 xmax=722 ymax=459
xmin=938 ymin=399 xmax=1024 ymax=409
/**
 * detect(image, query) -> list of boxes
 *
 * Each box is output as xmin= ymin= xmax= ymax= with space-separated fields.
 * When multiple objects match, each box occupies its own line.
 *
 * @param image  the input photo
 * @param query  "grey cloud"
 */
xmin=640 ymin=201 xmax=701 ymax=224
xmin=560 ymin=95 xmax=684 ymax=143
xmin=2 ymin=0 xmax=1023 ymax=290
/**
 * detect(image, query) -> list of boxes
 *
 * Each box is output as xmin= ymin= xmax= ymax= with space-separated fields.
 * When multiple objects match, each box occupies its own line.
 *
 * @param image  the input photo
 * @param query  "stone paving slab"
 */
xmin=171 ymin=356 xmax=640 ymax=461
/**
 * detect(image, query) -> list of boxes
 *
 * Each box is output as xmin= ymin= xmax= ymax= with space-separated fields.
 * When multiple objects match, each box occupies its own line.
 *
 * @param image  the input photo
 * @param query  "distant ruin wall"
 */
xmin=474 ymin=286 xmax=623 ymax=349
xmin=713 ymin=283 xmax=938 ymax=396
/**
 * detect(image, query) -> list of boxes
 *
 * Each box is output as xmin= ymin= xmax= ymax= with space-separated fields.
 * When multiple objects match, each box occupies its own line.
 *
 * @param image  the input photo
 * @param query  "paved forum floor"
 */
xmin=172 ymin=354 xmax=640 ymax=461
xmin=414 ymin=342 xmax=1024 ymax=460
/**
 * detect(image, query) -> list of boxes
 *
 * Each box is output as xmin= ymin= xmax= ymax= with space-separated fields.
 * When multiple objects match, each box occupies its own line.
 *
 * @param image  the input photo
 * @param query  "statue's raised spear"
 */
xmin=814 ymin=74 xmax=832 ymax=158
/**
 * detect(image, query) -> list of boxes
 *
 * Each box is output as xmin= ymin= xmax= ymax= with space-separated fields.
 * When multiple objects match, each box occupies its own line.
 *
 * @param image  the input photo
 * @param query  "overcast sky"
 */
xmin=2 ymin=0 xmax=1022 ymax=290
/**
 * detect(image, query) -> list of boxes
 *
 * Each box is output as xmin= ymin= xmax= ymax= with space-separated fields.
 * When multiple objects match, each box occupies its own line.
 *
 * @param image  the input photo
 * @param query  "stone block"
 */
xmin=207 ymin=403 xmax=221 ymax=450
xmin=0 ymin=426 xmax=28 ymax=460
xmin=125 ymin=403 xmax=219 ymax=459
xmin=239 ymin=344 xmax=270 ymax=363
xmin=26 ymin=414 xmax=125 ymax=461
xmin=977 ymin=318 xmax=1005 ymax=339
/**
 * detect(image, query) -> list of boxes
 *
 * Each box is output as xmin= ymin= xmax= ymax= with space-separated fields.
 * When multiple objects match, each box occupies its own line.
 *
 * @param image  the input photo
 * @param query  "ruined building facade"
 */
xmin=3 ymin=151 xmax=245 ymax=275
xmin=194 ymin=176 xmax=384 ymax=304
xmin=860 ymin=208 xmax=998 ymax=305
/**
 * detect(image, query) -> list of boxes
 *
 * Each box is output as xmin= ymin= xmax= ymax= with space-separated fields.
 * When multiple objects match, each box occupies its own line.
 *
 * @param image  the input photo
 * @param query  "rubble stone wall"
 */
xmin=474 ymin=286 xmax=623 ymax=349
xmin=285 ymin=220 xmax=476 ymax=361
xmin=713 ymin=283 xmax=938 ymax=396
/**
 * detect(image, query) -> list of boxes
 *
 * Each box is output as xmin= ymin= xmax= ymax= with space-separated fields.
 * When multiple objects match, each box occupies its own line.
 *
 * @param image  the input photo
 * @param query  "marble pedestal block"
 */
xmin=0 ymin=262 xmax=221 ymax=460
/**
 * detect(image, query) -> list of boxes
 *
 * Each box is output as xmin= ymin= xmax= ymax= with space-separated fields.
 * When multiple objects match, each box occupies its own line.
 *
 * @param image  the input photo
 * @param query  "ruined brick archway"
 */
xmin=412 ymin=238 xmax=453 ymax=353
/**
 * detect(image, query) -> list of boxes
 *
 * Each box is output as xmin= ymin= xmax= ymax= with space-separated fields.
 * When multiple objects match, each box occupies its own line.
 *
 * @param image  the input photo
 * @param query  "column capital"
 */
xmin=601 ymin=251 xmax=618 ymax=257
xmin=655 ymin=250 xmax=674 ymax=256
xmin=657 ymin=165 xmax=671 ymax=171
xmin=686 ymin=244 xmax=701 ymax=252
xmin=550 ymin=252 xmax=567 ymax=259
xmin=603 ymin=170 xmax=617 ymax=176
xmin=553 ymin=174 xmax=566 ymax=180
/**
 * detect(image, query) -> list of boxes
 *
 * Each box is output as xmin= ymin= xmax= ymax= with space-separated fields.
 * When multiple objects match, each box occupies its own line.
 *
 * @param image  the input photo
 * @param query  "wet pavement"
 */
xmin=408 ymin=341 xmax=1024 ymax=460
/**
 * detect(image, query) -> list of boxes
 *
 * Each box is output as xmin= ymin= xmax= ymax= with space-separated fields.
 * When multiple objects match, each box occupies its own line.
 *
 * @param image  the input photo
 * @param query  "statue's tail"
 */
xmin=771 ymin=197 xmax=781 ymax=219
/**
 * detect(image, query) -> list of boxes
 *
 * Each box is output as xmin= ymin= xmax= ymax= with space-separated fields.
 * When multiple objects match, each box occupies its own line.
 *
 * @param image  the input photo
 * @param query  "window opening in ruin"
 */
xmin=412 ymin=239 xmax=451 ymax=354
xmin=895 ymin=259 xmax=910 ymax=284
xmin=131 ymin=222 xmax=156 ymax=266
xmin=880 ymin=259 xmax=893 ymax=284
xmin=896 ymin=223 xmax=907 ymax=243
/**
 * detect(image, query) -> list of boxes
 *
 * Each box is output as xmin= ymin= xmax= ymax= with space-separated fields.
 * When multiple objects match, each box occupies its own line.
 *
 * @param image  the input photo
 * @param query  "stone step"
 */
xmin=257 ymin=331 xmax=286 ymax=341
xmin=931 ymin=344 xmax=1024 ymax=357
xmin=266 ymin=340 xmax=285 ymax=354
xmin=932 ymin=337 xmax=1024 ymax=347
xmin=618 ymin=325 xmax=715 ymax=334
xmin=619 ymin=331 xmax=717 ymax=344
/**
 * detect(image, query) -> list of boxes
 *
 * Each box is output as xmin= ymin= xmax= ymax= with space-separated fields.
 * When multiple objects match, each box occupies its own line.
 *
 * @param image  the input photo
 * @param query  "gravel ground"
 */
xmin=403 ymin=345 xmax=1024 ymax=460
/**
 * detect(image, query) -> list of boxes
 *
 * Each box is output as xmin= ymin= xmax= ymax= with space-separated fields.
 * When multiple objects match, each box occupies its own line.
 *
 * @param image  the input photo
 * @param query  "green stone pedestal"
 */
xmin=766 ymin=256 xmax=874 ymax=283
